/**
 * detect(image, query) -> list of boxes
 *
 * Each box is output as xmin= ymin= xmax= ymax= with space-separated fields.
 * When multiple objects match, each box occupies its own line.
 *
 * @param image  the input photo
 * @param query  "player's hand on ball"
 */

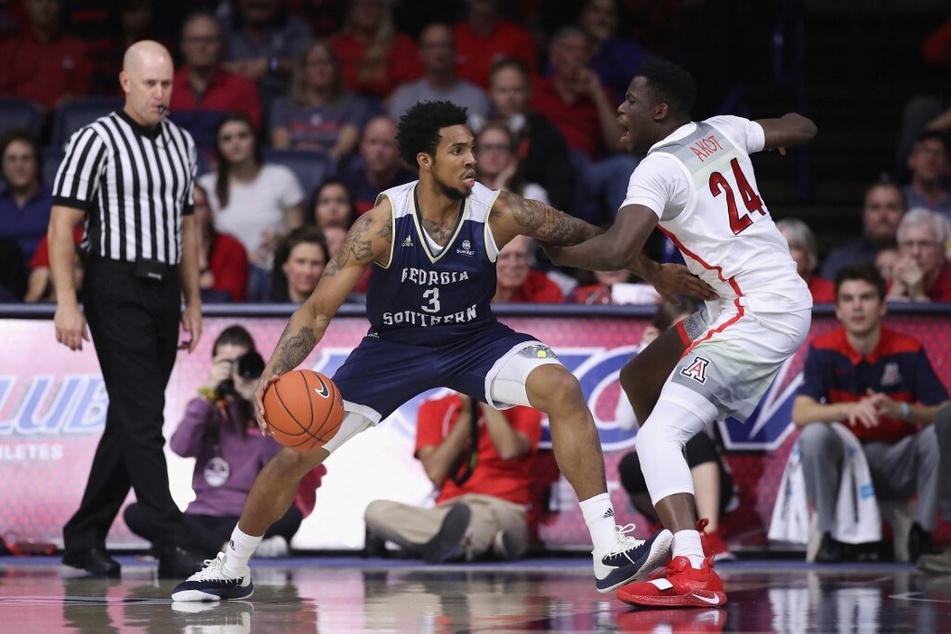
xmin=254 ymin=374 xmax=281 ymax=436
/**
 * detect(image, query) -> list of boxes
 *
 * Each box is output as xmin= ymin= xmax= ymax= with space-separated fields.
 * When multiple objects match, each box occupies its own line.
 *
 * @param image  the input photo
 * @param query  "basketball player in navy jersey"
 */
xmin=172 ymin=101 xmax=715 ymax=602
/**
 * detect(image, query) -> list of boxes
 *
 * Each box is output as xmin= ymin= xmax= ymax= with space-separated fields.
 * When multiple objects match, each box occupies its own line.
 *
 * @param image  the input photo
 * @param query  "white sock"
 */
xmin=672 ymin=529 xmax=705 ymax=568
xmin=223 ymin=526 xmax=262 ymax=575
xmin=579 ymin=493 xmax=617 ymax=558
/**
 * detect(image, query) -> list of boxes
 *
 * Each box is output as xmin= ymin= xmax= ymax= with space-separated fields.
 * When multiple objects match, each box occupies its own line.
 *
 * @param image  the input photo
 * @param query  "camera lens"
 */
xmin=235 ymin=352 xmax=265 ymax=380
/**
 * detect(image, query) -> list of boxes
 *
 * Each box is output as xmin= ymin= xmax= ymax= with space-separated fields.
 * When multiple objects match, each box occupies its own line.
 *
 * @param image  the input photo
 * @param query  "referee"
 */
xmin=49 ymin=40 xmax=204 ymax=578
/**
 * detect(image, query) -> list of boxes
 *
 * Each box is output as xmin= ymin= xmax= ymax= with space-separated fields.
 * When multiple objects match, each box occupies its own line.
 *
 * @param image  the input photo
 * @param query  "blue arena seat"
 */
xmin=262 ymin=148 xmax=336 ymax=199
xmin=0 ymin=98 xmax=42 ymax=138
xmin=42 ymin=146 xmax=65 ymax=189
xmin=50 ymin=97 xmax=124 ymax=150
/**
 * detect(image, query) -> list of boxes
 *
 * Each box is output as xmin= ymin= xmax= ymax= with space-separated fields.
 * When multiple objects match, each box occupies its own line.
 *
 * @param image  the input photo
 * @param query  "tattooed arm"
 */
xmin=491 ymin=191 xmax=716 ymax=303
xmin=253 ymin=200 xmax=393 ymax=431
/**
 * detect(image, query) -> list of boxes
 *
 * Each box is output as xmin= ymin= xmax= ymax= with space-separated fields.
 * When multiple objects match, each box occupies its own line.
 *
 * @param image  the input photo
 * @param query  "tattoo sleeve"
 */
xmin=499 ymin=190 xmax=603 ymax=245
xmin=324 ymin=215 xmax=380 ymax=277
xmin=272 ymin=322 xmax=317 ymax=375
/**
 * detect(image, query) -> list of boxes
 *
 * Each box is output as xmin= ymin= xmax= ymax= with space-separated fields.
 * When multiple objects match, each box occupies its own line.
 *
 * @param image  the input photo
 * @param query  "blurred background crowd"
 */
xmin=0 ymin=0 xmax=949 ymax=308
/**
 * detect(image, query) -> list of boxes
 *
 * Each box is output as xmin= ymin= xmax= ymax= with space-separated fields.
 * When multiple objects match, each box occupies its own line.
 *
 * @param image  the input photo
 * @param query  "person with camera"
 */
xmin=123 ymin=325 xmax=325 ymax=559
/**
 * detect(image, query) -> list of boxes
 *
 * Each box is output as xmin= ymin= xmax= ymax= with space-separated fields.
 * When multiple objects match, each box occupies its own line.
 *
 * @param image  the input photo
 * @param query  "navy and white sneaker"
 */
xmin=171 ymin=553 xmax=253 ymax=602
xmin=594 ymin=524 xmax=673 ymax=593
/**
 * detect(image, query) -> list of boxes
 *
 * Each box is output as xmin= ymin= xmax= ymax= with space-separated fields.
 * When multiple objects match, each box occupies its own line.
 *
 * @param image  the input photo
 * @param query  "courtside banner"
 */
xmin=1 ymin=309 xmax=949 ymax=550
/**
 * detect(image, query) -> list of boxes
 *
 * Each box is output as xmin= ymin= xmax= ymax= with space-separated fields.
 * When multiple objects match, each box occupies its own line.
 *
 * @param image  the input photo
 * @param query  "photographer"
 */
xmin=123 ymin=325 xmax=325 ymax=558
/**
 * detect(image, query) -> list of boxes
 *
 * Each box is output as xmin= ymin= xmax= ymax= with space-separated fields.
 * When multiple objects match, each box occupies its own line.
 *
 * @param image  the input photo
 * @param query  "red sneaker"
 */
xmin=616 ymin=556 xmax=727 ymax=608
xmin=616 ymin=607 xmax=726 ymax=632
xmin=697 ymin=520 xmax=736 ymax=562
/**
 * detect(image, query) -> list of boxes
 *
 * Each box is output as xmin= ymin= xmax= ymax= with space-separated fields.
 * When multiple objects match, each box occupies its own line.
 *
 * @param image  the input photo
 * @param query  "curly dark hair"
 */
xmin=637 ymin=58 xmax=696 ymax=120
xmin=396 ymin=101 xmax=469 ymax=169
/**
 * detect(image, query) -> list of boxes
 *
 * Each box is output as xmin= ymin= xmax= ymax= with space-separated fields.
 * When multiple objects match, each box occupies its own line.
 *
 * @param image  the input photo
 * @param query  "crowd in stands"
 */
xmin=2 ymin=0 xmax=947 ymax=308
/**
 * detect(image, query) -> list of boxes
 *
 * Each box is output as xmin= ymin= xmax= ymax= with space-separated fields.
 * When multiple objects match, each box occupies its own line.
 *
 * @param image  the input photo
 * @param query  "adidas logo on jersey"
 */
xmin=402 ymin=236 xmax=413 ymax=248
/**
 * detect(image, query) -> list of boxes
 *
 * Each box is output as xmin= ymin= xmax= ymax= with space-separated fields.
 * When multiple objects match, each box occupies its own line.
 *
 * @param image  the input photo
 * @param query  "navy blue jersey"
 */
xmin=366 ymin=181 xmax=501 ymax=345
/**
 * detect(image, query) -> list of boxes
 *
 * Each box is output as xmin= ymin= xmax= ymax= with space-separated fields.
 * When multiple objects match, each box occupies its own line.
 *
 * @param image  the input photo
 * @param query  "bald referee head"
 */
xmin=120 ymin=40 xmax=174 ymax=128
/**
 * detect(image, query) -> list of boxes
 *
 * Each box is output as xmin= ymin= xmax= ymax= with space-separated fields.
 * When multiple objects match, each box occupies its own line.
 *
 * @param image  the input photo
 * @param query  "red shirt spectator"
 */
xmin=808 ymin=276 xmax=836 ymax=304
xmin=170 ymin=65 xmax=262 ymax=129
xmin=415 ymin=393 xmax=541 ymax=505
xmin=204 ymin=232 xmax=250 ymax=303
xmin=330 ymin=30 xmax=422 ymax=99
xmin=531 ymin=75 xmax=613 ymax=160
xmin=0 ymin=28 xmax=91 ymax=111
xmin=493 ymin=235 xmax=564 ymax=303
xmin=452 ymin=19 xmax=536 ymax=89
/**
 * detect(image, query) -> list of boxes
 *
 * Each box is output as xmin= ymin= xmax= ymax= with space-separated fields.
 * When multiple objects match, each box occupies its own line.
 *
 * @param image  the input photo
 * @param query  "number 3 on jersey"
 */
xmin=709 ymin=158 xmax=765 ymax=235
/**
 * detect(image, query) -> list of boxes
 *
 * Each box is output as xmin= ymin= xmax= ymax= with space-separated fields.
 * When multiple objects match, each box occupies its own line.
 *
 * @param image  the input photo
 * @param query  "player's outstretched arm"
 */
xmin=254 ymin=201 xmax=392 ymax=429
xmin=490 ymin=190 xmax=603 ymax=247
xmin=757 ymin=113 xmax=818 ymax=152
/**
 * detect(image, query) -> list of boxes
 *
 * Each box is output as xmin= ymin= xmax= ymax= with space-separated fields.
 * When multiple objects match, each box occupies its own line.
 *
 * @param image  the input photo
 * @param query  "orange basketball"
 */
xmin=262 ymin=370 xmax=345 ymax=450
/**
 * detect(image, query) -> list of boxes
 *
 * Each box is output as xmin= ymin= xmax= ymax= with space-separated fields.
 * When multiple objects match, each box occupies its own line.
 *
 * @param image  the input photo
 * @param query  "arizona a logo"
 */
xmin=680 ymin=356 xmax=710 ymax=384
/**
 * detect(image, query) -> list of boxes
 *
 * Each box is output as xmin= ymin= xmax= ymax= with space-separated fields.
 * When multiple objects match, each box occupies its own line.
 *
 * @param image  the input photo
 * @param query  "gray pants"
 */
xmin=364 ymin=493 xmax=529 ymax=560
xmin=798 ymin=404 xmax=951 ymax=533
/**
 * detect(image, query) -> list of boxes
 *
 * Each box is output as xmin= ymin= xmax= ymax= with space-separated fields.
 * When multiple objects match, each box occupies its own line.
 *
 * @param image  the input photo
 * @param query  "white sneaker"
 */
xmin=170 ymin=552 xmax=253 ymax=602
xmin=593 ymin=524 xmax=673 ymax=593
xmin=255 ymin=536 xmax=289 ymax=558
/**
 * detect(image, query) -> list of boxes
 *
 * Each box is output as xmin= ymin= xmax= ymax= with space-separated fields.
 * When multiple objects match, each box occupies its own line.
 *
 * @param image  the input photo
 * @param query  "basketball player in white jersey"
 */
xmin=546 ymin=59 xmax=818 ymax=607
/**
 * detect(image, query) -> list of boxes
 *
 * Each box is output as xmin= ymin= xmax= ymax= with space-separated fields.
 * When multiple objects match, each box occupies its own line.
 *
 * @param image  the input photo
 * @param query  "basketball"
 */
xmin=262 ymin=370 xmax=345 ymax=450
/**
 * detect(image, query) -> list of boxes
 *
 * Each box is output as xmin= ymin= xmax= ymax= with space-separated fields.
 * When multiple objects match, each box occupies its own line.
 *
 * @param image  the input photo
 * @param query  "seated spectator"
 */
xmin=0 ymin=0 xmax=92 ymax=114
xmin=169 ymin=11 xmax=262 ymax=150
xmin=472 ymin=57 xmax=575 ymax=211
xmin=310 ymin=178 xmax=358 ymax=229
xmin=364 ymin=390 xmax=542 ymax=562
xmin=123 ymin=325 xmax=326 ymax=559
xmin=875 ymin=247 xmax=899 ymax=283
xmin=567 ymin=269 xmax=661 ymax=305
xmin=0 ymin=238 xmax=26 ymax=302
xmin=222 ymin=0 xmax=314 ymax=112
xmin=777 ymin=218 xmax=835 ymax=303
xmin=0 ymin=129 xmax=51 ymax=270
xmin=493 ymin=235 xmax=563 ymax=303
xmin=577 ymin=0 xmax=651 ymax=99
xmin=23 ymin=225 xmax=82 ymax=303
xmin=902 ymin=131 xmax=951 ymax=220
xmin=531 ymin=27 xmax=637 ymax=224
xmin=198 ymin=113 xmax=305 ymax=299
xmin=86 ymin=0 xmax=159 ymax=96
xmin=269 ymin=40 xmax=367 ymax=160
xmin=388 ymin=23 xmax=489 ymax=121
xmin=287 ymin=0 xmax=346 ymax=38
xmin=792 ymin=264 xmax=951 ymax=562
xmin=474 ymin=122 xmax=547 ymax=203
xmin=330 ymin=0 xmax=422 ymax=100
xmin=452 ymin=0 xmax=536 ymax=90
xmin=820 ymin=179 xmax=907 ymax=280
xmin=614 ymin=298 xmax=738 ymax=562
xmin=264 ymin=226 xmax=329 ymax=303
xmin=194 ymin=184 xmax=249 ymax=303
xmin=339 ymin=114 xmax=415 ymax=215
xmin=887 ymin=208 xmax=951 ymax=302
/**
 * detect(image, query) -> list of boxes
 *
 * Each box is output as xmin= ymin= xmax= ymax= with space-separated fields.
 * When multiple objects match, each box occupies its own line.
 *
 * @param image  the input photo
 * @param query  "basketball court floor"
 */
xmin=3 ymin=554 xmax=951 ymax=632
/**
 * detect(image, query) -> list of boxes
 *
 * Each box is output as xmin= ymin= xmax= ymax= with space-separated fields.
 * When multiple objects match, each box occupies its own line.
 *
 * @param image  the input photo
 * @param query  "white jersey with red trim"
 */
xmin=621 ymin=115 xmax=811 ymax=313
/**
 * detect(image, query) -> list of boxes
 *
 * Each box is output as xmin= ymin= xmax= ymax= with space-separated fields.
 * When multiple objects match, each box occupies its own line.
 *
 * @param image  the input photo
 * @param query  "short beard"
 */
xmin=435 ymin=178 xmax=469 ymax=200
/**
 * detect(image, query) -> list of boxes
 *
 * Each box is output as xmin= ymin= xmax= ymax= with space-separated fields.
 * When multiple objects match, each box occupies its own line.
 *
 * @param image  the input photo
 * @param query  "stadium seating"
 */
xmin=50 ymin=97 xmax=124 ymax=150
xmin=0 ymin=98 xmax=42 ymax=138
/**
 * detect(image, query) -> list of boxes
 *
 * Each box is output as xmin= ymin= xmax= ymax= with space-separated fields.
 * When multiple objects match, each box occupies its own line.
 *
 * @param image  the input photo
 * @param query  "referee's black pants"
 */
xmin=63 ymin=257 xmax=186 ymax=552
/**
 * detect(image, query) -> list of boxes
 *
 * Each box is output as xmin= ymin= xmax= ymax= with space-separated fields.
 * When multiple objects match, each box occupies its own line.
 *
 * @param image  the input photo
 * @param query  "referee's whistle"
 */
xmin=158 ymin=105 xmax=170 ymax=114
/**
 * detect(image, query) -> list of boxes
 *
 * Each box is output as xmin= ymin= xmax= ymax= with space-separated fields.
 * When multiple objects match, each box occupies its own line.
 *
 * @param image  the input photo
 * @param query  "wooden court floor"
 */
xmin=2 ymin=555 xmax=951 ymax=632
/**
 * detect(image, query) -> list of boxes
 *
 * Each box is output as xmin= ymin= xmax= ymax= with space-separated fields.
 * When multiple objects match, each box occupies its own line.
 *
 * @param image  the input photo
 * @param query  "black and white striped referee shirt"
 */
xmin=52 ymin=110 xmax=197 ymax=265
